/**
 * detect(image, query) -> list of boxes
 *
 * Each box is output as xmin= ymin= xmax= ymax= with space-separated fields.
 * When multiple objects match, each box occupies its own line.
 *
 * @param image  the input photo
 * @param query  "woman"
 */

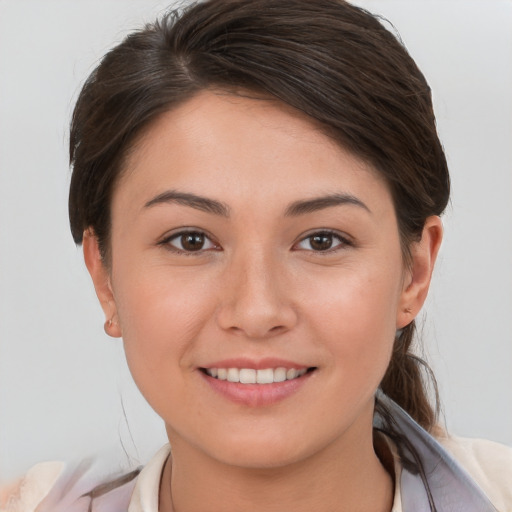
xmin=2 ymin=1 xmax=511 ymax=511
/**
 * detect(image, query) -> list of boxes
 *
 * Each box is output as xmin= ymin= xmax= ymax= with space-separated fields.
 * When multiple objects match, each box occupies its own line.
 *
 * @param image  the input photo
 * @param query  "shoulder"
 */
xmin=437 ymin=433 xmax=512 ymax=509
xmin=0 ymin=460 xmax=139 ymax=512
xmin=0 ymin=461 xmax=65 ymax=512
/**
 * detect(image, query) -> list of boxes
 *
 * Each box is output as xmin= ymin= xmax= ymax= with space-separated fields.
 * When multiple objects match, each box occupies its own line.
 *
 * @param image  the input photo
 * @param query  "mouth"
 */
xmin=199 ymin=363 xmax=317 ymax=406
xmin=200 ymin=366 xmax=315 ymax=384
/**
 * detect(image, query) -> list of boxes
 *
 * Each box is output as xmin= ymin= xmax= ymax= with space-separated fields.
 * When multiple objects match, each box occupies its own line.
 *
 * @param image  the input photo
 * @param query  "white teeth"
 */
xmin=227 ymin=368 xmax=239 ymax=382
xmin=239 ymin=369 xmax=256 ymax=384
xmin=274 ymin=367 xmax=287 ymax=382
xmin=205 ymin=366 xmax=309 ymax=384
xmin=256 ymin=368 xmax=274 ymax=384
xmin=286 ymin=368 xmax=297 ymax=380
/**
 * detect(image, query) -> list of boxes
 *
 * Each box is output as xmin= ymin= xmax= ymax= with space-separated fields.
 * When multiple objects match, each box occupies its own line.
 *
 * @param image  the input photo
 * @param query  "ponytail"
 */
xmin=380 ymin=322 xmax=440 ymax=431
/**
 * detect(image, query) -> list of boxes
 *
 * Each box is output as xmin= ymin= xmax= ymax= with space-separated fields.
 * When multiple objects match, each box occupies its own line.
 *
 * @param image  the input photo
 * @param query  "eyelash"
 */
xmin=294 ymin=229 xmax=353 ymax=254
xmin=158 ymin=229 xmax=220 ymax=256
xmin=158 ymin=229 xmax=352 ymax=255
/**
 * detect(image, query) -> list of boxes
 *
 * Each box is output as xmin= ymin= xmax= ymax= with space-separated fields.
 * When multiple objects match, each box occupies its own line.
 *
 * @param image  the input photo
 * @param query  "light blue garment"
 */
xmin=374 ymin=391 xmax=497 ymax=512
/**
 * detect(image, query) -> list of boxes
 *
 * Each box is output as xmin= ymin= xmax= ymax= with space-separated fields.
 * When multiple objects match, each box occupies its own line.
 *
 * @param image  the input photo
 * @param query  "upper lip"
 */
xmin=199 ymin=357 xmax=311 ymax=370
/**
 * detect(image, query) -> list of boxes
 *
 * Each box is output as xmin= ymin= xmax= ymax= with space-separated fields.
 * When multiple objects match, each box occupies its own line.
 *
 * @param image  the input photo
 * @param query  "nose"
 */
xmin=216 ymin=249 xmax=298 ymax=339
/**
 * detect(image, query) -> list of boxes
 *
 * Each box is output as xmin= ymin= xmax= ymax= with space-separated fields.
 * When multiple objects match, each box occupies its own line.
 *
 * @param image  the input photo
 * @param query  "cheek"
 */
xmin=301 ymin=264 xmax=401 ymax=384
xmin=111 ymin=265 xmax=216 ymax=402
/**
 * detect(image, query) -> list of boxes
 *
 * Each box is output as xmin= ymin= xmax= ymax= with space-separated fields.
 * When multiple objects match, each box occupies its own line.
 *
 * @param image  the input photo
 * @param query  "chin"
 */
xmin=188 ymin=419 xmax=343 ymax=470
xmin=209 ymin=439 xmax=313 ymax=470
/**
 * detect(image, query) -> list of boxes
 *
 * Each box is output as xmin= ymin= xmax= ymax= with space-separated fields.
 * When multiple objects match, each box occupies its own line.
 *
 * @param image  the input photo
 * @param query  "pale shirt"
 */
xmin=2 ymin=435 xmax=512 ymax=511
xmin=127 ymin=436 xmax=512 ymax=512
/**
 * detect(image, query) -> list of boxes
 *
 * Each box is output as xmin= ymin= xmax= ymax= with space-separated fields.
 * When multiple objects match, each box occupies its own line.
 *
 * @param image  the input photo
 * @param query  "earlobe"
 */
xmin=397 ymin=216 xmax=443 ymax=329
xmin=83 ymin=230 xmax=122 ymax=338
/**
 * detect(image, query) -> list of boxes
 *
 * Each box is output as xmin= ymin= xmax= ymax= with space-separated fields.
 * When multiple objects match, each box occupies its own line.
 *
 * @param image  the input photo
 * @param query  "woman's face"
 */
xmin=90 ymin=91 xmax=430 ymax=468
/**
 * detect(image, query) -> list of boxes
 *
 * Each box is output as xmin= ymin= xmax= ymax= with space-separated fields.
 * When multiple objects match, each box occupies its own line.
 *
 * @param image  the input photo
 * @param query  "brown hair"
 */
xmin=69 ymin=0 xmax=449 ymax=430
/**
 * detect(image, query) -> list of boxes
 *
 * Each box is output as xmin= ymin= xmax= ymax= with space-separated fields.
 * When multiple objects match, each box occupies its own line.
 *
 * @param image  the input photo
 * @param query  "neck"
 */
xmin=159 ymin=416 xmax=394 ymax=512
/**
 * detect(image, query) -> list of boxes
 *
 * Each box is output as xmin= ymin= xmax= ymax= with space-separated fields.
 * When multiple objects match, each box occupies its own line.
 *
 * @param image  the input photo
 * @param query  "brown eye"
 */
xmin=181 ymin=232 xmax=205 ymax=251
xmin=164 ymin=230 xmax=218 ymax=253
xmin=295 ymin=231 xmax=350 ymax=252
xmin=310 ymin=234 xmax=333 ymax=251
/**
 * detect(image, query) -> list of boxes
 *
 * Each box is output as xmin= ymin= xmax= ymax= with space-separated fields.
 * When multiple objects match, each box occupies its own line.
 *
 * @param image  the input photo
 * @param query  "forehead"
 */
xmin=114 ymin=90 xmax=392 ymax=216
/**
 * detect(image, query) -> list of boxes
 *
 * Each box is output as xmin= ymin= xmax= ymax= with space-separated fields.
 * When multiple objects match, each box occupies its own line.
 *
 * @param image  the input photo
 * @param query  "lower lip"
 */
xmin=200 ymin=370 xmax=314 ymax=407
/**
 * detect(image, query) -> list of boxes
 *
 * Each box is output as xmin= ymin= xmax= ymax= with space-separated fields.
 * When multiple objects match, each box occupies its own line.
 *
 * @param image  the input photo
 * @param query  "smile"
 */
xmin=203 ymin=367 xmax=309 ymax=384
xmin=199 ymin=364 xmax=316 ymax=407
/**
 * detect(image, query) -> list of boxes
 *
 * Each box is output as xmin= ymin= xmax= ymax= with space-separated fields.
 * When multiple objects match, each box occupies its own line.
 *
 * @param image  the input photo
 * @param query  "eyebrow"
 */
xmin=144 ymin=190 xmax=230 ymax=217
xmin=284 ymin=193 xmax=371 ymax=216
xmin=144 ymin=190 xmax=370 ymax=217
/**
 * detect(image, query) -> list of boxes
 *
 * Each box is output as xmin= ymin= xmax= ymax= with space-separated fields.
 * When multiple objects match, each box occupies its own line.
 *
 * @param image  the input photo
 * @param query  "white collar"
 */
xmin=128 ymin=444 xmax=170 ymax=512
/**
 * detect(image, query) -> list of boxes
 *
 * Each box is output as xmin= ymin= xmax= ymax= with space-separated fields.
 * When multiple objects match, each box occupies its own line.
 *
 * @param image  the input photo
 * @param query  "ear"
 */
xmin=83 ymin=229 xmax=122 ymax=338
xmin=397 ymin=216 xmax=443 ymax=329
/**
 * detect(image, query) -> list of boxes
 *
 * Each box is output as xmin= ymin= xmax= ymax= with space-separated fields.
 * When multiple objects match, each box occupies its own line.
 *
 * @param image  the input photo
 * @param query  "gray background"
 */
xmin=1 ymin=0 xmax=511 ymax=481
